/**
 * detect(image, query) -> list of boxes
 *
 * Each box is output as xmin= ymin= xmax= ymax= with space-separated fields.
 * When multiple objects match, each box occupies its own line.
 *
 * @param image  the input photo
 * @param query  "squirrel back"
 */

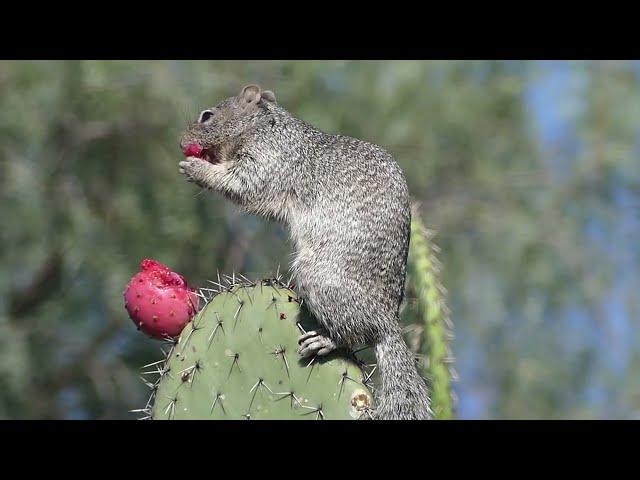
xmin=179 ymin=84 xmax=432 ymax=419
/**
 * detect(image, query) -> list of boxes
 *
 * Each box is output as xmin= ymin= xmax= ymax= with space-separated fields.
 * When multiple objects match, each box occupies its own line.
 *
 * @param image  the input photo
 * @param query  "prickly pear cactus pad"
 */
xmin=139 ymin=276 xmax=374 ymax=420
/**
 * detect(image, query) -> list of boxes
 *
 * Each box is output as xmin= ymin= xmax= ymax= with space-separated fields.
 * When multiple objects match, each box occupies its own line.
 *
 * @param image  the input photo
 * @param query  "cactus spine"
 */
xmin=408 ymin=207 xmax=456 ymax=419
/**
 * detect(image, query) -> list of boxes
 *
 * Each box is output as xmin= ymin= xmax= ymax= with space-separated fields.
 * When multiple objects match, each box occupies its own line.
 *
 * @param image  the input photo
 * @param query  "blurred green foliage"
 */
xmin=0 ymin=60 xmax=638 ymax=419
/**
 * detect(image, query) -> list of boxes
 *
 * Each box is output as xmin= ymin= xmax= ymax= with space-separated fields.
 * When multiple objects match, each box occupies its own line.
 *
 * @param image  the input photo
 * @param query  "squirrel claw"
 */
xmin=179 ymin=158 xmax=210 ymax=186
xmin=297 ymin=329 xmax=337 ymax=358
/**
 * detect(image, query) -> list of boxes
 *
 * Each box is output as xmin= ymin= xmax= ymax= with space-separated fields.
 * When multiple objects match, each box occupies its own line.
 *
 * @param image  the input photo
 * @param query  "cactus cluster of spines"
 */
xmin=134 ymin=273 xmax=375 ymax=420
xmin=408 ymin=206 xmax=457 ymax=419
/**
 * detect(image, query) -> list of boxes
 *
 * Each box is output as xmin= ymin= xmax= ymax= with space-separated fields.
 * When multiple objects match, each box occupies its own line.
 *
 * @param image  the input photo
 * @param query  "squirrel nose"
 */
xmin=183 ymin=143 xmax=203 ymax=158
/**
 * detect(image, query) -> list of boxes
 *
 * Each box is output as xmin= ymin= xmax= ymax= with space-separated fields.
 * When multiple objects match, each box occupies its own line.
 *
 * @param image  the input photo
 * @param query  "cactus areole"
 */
xmin=124 ymin=259 xmax=200 ymax=340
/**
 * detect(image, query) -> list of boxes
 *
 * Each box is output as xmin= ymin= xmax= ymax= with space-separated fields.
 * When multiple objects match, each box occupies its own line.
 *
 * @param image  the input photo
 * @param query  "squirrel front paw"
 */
xmin=179 ymin=158 xmax=212 ymax=187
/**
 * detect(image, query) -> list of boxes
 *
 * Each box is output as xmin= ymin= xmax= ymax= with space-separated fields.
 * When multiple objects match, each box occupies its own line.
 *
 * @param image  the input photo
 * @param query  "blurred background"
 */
xmin=0 ymin=60 xmax=638 ymax=419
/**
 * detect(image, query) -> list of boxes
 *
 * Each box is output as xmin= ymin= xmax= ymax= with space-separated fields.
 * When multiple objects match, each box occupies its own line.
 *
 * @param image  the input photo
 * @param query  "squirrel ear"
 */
xmin=261 ymin=90 xmax=277 ymax=104
xmin=240 ymin=84 xmax=262 ymax=104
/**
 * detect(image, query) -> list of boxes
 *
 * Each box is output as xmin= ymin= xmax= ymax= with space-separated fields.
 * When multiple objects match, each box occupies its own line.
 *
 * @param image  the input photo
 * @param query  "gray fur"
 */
xmin=179 ymin=85 xmax=432 ymax=420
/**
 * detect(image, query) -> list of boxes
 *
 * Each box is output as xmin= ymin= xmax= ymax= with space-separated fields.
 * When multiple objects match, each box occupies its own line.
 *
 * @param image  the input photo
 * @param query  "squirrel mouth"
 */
xmin=201 ymin=147 xmax=220 ymax=165
xmin=182 ymin=143 xmax=220 ymax=165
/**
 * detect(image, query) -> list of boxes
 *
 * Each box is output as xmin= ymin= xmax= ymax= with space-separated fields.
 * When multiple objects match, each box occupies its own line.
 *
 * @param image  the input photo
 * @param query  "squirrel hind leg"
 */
xmin=297 ymin=329 xmax=338 ymax=358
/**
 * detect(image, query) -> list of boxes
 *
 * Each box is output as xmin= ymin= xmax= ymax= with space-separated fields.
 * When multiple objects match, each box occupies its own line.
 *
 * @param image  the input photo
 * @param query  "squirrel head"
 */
xmin=180 ymin=84 xmax=277 ymax=163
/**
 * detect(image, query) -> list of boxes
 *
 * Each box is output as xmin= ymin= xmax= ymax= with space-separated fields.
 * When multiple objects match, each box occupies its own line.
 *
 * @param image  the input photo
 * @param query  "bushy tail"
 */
xmin=373 ymin=328 xmax=433 ymax=420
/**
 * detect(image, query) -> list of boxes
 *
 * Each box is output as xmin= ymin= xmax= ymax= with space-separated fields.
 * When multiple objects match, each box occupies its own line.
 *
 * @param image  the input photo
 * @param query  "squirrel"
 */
xmin=179 ymin=84 xmax=432 ymax=420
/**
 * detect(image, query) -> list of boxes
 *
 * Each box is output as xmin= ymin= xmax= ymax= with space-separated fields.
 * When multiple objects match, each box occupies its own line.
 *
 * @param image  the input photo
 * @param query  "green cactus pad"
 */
xmin=141 ymin=277 xmax=374 ymax=420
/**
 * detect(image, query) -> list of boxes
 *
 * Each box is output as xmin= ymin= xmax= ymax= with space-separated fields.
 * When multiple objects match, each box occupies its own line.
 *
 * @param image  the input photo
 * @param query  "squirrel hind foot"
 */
xmin=297 ymin=329 xmax=338 ymax=358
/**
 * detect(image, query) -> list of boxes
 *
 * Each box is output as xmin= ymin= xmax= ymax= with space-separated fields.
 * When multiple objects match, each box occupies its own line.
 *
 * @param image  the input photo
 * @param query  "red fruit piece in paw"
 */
xmin=124 ymin=259 xmax=200 ymax=340
xmin=183 ymin=143 xmax=203 ymax=158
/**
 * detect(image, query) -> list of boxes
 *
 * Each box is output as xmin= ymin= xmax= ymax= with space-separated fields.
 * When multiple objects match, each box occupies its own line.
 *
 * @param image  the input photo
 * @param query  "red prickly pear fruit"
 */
xmin=183 ymin=143 xmax=203 ymax=158
xmin=124 ymin=259 xmax=200 ymax=340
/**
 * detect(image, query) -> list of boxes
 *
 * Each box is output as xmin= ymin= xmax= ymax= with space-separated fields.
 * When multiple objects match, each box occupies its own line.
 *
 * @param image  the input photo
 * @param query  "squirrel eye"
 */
xmin=199 ymin=110 xmax=214 ymax=123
